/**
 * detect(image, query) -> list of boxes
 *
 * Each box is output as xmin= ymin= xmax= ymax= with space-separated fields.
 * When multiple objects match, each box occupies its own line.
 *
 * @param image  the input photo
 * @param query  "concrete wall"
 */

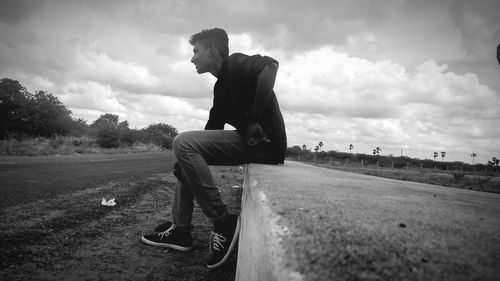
xmin=235 ymin=161 xmax=500 ymax=281
xmin=235 ymin=164 xmax=304 ymax=281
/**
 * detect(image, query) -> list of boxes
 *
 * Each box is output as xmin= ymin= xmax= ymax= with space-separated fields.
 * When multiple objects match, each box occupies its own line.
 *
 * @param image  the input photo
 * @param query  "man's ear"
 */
xmin=208 ymin=44 xmax=219 ymax=57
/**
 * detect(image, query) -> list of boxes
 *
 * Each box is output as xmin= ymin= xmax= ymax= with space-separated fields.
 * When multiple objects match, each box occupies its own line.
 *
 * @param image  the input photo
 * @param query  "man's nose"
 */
xmin=191 ymin=55 xmax=196 ymax=63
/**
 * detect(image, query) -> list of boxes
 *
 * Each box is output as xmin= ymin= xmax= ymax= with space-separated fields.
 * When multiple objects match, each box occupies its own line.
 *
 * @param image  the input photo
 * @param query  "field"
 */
xmin=0 ymin=156 xmax=244 ymax=281
xmin=310 ymin=162 xmax=500 ymax=194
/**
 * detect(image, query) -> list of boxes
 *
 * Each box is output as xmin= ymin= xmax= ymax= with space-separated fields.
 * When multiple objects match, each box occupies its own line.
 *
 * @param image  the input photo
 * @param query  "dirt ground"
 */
xmin=0 ymin=166 xmax=244 ymax=281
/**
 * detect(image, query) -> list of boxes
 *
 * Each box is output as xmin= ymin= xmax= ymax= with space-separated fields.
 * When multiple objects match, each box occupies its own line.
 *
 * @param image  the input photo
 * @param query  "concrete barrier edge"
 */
xmin=235 ymin=164 xmax=304 ymax=281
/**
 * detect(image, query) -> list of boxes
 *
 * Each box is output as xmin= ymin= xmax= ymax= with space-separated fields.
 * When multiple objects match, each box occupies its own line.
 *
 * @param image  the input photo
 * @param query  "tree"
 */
xmin=302 ymin=144 xmax=307 ymax=151
xmin=287 ymin=145 xmax=303 ymax=156
xmin=471 ymin=153 xmax=477 ymax=165
xmin=0 ymin=78 xmax=31 ymax=138
xmin=373 ymin=147 xmax=381 ymax=156
xmin=314 ymin=145 xmax=319 ymax=153
xmin=433 ymin=152 xmax=438 ymax=161
xmin=492 ymin=157 xmax=499 ymax=167
xmin=96 ymin=125 xmax=121 ymax=148
xmin=497 ymin=44 xmax=500 ymax=66
xmin=441 ymin=151 xmax=446 ymax=162
xmin=91 ymin=114 xmax=122 ymax=148
xmin=0 ymin=79 xmax=76 ymax=138
xmin=91 ymin=113 xmax=120 ymax=130
xmin=27 ymin=90 xmax=74 ymax=136
xmin=68 ymin=118 xmax=89 ymax=136
xmin=141 ymin=123 xmax=178 ymax=149
xmin=318 ymin=141 xmax=323 ymax=152
xmin=488 ymin=157 xmax=499 ymax=172
xmin=349 ymin=144 xmax=353 ymax=154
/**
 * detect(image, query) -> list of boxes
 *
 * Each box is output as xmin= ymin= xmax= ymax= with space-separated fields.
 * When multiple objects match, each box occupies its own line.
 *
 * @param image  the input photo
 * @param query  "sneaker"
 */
xmin=154 ymin=221 xmax=173 ymax=232
xmin=141 ymin=227 xmax=193 ymax=252
xmin=206 ymin=214 xmax=241 ymax=269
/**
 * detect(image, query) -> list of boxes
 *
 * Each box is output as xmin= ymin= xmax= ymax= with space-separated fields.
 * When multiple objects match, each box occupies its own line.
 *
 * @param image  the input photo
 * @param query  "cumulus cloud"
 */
xmin=277 ymin=47 xmax=407 ymax=118
xmin=0 ymin=0 xmax=498 ymax=163
xmin=277 ymin=47 xmax=499 ymax=162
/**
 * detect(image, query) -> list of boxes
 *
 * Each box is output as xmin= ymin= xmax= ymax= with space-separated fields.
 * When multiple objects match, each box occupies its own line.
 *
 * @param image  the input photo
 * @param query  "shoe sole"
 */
xmin=206 ymin=216 xmax=241 ymax=269
xmin=141 ymin=236 xmax=193 ymax=252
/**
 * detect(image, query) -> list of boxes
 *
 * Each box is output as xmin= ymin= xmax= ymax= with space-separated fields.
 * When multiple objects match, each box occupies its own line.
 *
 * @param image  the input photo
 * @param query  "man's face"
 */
xmin=191 ymin=41 xmax=212 ymax=74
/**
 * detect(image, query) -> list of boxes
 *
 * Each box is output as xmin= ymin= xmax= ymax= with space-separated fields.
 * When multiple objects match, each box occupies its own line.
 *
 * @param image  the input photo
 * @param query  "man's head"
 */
xmin=190 ymin=28 xmax=228 ymax=75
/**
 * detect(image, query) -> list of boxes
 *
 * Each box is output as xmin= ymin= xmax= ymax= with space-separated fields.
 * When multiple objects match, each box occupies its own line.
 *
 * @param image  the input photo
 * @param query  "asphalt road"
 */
xmin=0 ymin=152 xmax=175 ymax=208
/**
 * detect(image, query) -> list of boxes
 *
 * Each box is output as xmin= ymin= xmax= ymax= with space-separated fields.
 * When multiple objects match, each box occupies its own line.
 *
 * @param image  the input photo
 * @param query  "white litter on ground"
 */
xmin=231 ymin=185 xmax=240 ymax=189
xmin=101 ymin=198 xmax=116 ymax=206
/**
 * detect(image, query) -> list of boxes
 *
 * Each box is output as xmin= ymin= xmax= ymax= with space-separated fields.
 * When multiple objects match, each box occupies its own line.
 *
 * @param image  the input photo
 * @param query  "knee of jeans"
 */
xmin=173 ymin=132 xmax=192 ymax=155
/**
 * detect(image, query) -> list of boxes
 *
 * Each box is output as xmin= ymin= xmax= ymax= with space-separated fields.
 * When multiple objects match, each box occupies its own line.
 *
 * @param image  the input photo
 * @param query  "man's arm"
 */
xmin=245 ymin=63 xmax=278 ymax=146
xmin=205 ymin=106 xmax=225 ymax=130
xmin=248 ymin=63 xmax=278 ymax=120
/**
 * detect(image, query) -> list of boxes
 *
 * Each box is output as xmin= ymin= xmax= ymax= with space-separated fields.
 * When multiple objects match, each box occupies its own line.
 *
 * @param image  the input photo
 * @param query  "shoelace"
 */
xmin=209 ymin=232 xmax=226 ymax=253
xmin=158 ymin=228 xmax=172 ymax=239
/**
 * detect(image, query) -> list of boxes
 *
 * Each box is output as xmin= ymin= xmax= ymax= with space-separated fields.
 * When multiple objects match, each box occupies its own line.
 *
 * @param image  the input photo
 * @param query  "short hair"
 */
xmin=189 ymin=28 xmax=229 ymax=58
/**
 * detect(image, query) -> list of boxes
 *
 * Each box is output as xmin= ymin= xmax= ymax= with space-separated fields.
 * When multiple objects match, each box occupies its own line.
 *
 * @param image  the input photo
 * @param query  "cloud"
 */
xmin=0 ymin=0 xmax=498 ymax=163
xmin=60 ymin=80 xmax=209 ymax=130
xmin=73 ymin=50 xmax=159 ymax=89
xmin=0 ymin=0 xmax=46 ymax=24
xmin=216 ymin=0 xmax=400 ymax=52
xmin=59 ymin=81 xmax=125 ymax=113
xmin=277 ymin=46 xmax=499 ymax=161
xmin=277 ymin=47 xmax=407 ymax=118
xmin=450 ymin=0 xmax=500 ymax=62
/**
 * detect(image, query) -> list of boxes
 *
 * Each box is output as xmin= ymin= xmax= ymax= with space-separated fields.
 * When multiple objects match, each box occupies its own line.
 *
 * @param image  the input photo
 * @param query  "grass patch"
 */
xmin=0 ymin=136 xmax=165 ymax=156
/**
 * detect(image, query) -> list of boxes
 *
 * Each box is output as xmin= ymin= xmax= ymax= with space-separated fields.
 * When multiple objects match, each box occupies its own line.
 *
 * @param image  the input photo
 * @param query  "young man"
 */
xmin=141 ymin=28 xmax=286 ymax=269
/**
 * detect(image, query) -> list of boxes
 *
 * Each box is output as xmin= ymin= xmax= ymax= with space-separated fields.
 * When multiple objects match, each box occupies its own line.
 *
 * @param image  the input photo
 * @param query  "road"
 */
xmin=0 ymin=152 xmax=175 ymax=208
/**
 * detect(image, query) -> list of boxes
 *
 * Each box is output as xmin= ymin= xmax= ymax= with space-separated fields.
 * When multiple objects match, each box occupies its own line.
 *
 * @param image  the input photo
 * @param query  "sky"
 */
xmin=1 ymin=0 xmax=499 ymax=164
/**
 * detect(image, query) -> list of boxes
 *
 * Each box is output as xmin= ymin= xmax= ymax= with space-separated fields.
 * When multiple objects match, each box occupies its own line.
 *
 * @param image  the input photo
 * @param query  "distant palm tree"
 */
xmin=497 ymin=44 xmax=500 ymax=65
xmin=492 ymin=157 xmax=499 ymax=167
xmin=349 ymin=144 xmax=353 ymax=154
xmin=441 ymin=151 xmax=446 ymax=162
xmin=376 ymin=147 xmax=381 ymax=155
xmin=318 ymin=141 xmax=323 ymax=152
xmin=471 ymin=153 xmax=477 ymax=165
xmin=302 ymin=144 xmax=307 ymax=151
xmin=490 ymin=157 xmax=500 ymax=172
xmin=314 ymin=145 xmax=319 ymax=153
xmin=433 ymin=152 xmax=438 ymax=161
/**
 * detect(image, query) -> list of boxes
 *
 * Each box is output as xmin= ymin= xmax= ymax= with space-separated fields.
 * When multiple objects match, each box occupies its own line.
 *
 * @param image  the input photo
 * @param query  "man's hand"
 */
xmin=245 ymin=122 xmax=270 ymax=146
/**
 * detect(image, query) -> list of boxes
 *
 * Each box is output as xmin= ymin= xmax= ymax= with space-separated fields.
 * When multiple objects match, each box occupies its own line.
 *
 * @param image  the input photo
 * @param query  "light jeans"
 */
xmin=171 ymin=130 xmax=274 ymax=231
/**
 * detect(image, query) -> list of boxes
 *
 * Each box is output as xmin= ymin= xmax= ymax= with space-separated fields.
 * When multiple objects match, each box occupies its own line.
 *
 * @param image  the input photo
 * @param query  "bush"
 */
xmin=140 ymin=123 xmax=178 ymax=148
xmin=72 ymin=139 xmax=82 ymax=146
xmin=286 ymin=145 xmax=304 ymax=157
xmin=96 ymin=126 xmax=120 ymax=148
xmin=160 ymin=136 xmax=174 ymax=149
xmin=49 ymin=136 xmax=64 ymax=149
xmin=454 ymin=172 xmax=465 ymax=181
xmin=120 ymin=129 xmax=139 ymax=146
